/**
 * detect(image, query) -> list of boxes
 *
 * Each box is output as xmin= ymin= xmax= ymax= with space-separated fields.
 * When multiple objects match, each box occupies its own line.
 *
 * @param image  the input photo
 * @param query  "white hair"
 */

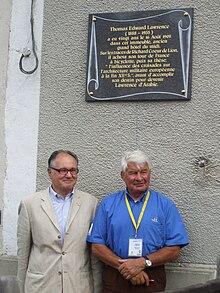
xmin=121 ymin=150 xmax=151 ymax=172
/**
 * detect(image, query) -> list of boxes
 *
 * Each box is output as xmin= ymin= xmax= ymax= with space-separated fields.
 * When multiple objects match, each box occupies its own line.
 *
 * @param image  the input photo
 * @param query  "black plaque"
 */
xmin=86 ymin=8 xmax=193 ymax=101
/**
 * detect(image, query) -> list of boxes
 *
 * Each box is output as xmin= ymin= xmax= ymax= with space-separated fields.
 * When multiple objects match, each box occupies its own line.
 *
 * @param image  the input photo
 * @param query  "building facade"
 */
xmin=0 ymin=0 xmax=220 ymax=289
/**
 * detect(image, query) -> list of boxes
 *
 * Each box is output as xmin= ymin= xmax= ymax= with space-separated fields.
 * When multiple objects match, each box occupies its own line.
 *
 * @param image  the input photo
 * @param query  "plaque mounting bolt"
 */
xmin=181 ymin=89 xmax=186 ymax=94
xmin=92 ymin=17 xmax=96 ymax=22
xmin=184 ymin=12 xmax=188 ymax=16
xmin=89 ymin=91 xmax=94 ymax=96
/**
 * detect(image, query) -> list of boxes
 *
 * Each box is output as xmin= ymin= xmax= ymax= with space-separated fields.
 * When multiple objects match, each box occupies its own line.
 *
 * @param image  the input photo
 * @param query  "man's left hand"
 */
xmin=118 ymin=258 xmax=145 ymax=279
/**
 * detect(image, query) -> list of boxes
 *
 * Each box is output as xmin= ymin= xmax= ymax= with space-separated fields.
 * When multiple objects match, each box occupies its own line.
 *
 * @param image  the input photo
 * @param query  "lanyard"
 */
xmin=125 ymin=189 xmax=150 ymax=237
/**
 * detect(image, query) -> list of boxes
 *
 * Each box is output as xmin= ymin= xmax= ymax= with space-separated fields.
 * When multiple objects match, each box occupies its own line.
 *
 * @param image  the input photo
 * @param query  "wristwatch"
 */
xmin=144 ymin=256 xmax=152 ymax=267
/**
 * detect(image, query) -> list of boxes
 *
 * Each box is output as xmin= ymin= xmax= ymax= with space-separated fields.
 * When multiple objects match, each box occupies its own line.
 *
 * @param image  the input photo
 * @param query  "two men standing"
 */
xmin=17 ymin=149 xmax=188 ymax=293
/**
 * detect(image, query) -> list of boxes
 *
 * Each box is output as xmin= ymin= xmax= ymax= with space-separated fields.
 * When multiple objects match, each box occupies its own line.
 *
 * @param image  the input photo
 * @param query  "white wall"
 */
xmin=0 ymin=0 xmax=12 ymax=255
xmin=2 ymin=0 xmax=44 ymax=255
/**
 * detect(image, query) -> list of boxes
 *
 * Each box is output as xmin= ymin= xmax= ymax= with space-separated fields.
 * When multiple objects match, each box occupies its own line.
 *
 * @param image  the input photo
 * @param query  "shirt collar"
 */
xmin=125 ymin=188 xmax=149 ymax=202
xmin=49 ymin=185 xmax=74 ymax=199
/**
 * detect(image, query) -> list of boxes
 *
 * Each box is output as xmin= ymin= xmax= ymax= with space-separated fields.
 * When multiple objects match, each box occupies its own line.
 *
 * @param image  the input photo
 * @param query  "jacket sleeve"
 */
xmin=91 ymin=253 xmax=104 ymax=293
xmin=17 ymin=201 xmax=32 ymax=293
xmin=90 ymin=198 xmax=104 ymax=293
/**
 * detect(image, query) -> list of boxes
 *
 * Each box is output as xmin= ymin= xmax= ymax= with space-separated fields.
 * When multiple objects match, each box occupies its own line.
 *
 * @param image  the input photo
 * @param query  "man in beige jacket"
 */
xmin=17 ymin=150 xmax=103 ymax=293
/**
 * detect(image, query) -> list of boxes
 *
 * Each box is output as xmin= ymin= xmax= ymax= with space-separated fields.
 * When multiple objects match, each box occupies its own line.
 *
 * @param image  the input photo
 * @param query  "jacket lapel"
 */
xmin=65 ymin=189 xmax=81 ymax=232
xmin=40 ymin=188 xmax=60 ymax=231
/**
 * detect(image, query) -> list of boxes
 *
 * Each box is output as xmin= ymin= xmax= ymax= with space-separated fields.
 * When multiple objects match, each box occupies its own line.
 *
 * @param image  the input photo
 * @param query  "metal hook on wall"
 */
xmin=19 ymin=0 xmax=38 ymax=74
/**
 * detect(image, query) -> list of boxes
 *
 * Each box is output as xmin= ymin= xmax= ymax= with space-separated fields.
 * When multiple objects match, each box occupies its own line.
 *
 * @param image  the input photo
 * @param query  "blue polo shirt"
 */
xmin=87 ymin=189 xmax=189 ymax=259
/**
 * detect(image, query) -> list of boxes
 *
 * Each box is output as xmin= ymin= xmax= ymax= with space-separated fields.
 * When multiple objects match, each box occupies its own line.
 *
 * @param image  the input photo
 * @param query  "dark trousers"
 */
xmin=103 ymin=265 xmax=166 ymax=293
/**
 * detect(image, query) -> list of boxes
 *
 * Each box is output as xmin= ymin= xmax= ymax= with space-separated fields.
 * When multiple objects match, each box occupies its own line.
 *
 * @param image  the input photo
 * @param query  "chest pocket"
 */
xmin=144 ymin=218 xmax=165 ymax=251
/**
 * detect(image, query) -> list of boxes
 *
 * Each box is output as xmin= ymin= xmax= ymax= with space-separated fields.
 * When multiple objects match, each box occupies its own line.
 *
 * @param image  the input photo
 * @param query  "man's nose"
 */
xmin=135 ymin=172 xmax=143 ymax=180
xmin=65 ymin=171 xmax=73 ymax=177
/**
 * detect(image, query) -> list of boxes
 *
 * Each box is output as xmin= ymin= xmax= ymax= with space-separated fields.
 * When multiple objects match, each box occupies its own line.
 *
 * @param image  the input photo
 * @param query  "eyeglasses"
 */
xmin=49 ymin=167 xmax=79 ymax=175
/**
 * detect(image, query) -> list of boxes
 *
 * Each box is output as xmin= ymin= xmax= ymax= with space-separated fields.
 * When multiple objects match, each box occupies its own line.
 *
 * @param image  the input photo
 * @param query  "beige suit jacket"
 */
xmin=17 ymin=188 xmax=103 ymax=293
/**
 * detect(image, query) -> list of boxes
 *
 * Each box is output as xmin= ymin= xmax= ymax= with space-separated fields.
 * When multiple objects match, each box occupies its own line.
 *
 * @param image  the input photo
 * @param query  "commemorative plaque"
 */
xmin=86 ymin=8 xmax=193 ymax=101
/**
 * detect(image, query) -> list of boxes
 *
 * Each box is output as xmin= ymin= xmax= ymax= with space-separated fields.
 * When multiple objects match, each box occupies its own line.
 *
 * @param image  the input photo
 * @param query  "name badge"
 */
xmin=128 ymin=238 xmax=143 ymax=257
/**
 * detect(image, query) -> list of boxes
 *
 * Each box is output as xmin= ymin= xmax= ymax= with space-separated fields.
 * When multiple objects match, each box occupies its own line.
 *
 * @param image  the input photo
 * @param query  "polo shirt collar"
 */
xmin=125 ymin=188 xmax=149 ymax=202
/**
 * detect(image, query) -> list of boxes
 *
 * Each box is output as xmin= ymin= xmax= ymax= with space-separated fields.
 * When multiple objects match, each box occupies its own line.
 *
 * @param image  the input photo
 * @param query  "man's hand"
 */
xmin=130 ymin=271 xmax=151 ymax=286
xmin=118 ymin=258 xmax=146 ymax=279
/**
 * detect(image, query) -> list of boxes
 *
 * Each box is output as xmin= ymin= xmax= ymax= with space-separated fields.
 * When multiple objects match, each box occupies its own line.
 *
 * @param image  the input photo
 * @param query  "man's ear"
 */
xmin=121 ymin=171 xmax=124 ymax=180
xmin=47 ymin=168 xmax=52 ymax=178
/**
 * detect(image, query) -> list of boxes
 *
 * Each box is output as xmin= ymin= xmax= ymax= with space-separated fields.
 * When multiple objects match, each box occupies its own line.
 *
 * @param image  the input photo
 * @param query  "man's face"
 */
xmin=48 ymin=153 xmax=78 ymax=196
xmin=121 ymin=162 xmax=151 ymax=199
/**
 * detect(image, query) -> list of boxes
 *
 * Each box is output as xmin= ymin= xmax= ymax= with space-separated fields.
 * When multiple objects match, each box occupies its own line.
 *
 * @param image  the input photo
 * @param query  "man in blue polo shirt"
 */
xmin=87 ymin=150 xmax=189 ymax=293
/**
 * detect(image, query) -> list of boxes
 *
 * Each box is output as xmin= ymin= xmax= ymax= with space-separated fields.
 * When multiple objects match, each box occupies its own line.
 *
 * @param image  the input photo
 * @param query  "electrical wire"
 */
xmin=19 ymin=0 xmax=39 ymax=74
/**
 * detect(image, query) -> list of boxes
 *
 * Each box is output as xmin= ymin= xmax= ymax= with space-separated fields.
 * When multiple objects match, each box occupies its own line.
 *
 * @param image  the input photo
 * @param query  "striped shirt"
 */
xmin=49 ymin=186 xmax=73 ymax=245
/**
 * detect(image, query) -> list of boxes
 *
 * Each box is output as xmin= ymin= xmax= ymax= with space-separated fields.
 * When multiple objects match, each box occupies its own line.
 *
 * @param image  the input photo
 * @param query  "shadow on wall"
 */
xmin=0 ymin=275 xmax=19 ymax=293
xmin=161 ymin=278 xmax=220 ymax=293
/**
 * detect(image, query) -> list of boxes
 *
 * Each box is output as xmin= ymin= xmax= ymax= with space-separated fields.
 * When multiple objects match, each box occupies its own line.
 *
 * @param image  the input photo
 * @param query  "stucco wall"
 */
xmin=37 ymin=0 xmax=220 ymax=268
xmin=0 ymin=0 xmax=12 ymax=254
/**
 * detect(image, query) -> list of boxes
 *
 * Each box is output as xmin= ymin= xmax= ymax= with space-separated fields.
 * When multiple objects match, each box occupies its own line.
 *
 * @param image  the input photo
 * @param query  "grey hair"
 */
xmin=48 ymin=150 xmax=78 ymax=168
xmin=121 ymin=150 xmax=151 ymax=172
